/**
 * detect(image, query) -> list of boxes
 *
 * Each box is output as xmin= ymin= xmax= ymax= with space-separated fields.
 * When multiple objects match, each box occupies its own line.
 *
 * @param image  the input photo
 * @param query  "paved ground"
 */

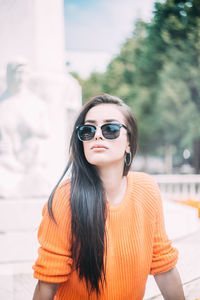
xmin=0 ymin=199 xmax=200 ymax=300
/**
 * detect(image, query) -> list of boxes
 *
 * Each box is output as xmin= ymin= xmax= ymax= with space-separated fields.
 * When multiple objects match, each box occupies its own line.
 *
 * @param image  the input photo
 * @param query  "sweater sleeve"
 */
xmin=33 ymin=181 xmax=73 ymax=283
xmin=150 ymin=180 xmax=178 ymax=275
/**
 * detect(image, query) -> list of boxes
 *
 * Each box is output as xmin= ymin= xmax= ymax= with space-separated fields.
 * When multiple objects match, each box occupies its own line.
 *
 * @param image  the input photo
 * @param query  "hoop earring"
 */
xmin=125 ymin=152 xmax=132 ymax=166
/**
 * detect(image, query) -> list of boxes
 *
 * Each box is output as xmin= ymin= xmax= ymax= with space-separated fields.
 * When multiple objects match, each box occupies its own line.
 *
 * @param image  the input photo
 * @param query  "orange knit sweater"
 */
xmin=33 ymin=172 xmax=178 ymax=299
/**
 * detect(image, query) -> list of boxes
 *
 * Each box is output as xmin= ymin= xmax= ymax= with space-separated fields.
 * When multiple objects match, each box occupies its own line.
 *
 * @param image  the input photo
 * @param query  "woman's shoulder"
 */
xmin=128 ymin=171 xmax=158 ymax=188
xmin=53 ymin=178 xmax=71 ymax=205
xmin=44 ymin=179 xmax=71 ymax=221
xmin=128 ymin=171 xmax=161 ymax=209
xmin=55 ymin=179 xmax=71 ymax=196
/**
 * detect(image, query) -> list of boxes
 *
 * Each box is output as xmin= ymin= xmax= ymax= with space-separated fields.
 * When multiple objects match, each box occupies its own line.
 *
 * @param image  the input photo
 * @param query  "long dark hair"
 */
xmin=48 ymin=94 xmax=138 ymax=296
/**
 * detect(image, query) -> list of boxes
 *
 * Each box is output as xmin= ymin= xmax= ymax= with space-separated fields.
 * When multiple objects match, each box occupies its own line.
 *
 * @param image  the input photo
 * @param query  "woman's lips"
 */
xmin=91 ymin=144 xmax=108 ymax=151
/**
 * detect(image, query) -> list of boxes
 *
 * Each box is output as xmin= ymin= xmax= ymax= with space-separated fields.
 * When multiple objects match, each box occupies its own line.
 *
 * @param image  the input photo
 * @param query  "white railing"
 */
xmin=153 ymin=174 xmax=200 ymax=201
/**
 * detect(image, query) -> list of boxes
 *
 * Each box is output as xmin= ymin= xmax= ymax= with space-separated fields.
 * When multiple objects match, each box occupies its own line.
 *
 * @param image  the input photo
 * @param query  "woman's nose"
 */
xmin=94 ymin=126 xmax=103 ymax=140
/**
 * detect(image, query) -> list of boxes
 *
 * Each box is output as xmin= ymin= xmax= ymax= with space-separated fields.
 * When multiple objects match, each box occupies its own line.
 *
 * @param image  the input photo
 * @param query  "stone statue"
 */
xmin=0 ymin=59 xmax=51 ymax=198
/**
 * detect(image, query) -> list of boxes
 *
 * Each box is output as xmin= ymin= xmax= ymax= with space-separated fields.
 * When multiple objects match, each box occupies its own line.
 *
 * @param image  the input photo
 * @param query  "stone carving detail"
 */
xmin=0 ymin=59 xmax=51 ymax=198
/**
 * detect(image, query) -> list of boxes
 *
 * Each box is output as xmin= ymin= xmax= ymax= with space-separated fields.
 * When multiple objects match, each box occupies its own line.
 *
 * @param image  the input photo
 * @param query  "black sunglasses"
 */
xmin=76 ymin=123 xmax=128 ymax=141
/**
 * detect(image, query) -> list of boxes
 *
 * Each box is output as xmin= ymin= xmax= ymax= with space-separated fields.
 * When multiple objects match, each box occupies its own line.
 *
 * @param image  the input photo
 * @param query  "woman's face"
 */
xmin=82 ymin=104 xmax=130 ymax=169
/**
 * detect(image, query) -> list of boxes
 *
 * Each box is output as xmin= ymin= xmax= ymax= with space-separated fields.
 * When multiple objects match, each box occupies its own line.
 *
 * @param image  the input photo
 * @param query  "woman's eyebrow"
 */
xmin=104 ymin=119 xmax=119 ymax=123
xmin=84 ymin=120 xmax=96 ymax=124
xmin=84 ymin=119 xmax=119 ymax=124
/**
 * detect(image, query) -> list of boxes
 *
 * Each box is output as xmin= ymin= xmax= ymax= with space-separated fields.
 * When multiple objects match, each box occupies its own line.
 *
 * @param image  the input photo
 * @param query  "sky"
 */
xmin=63 ymin=0 xmax=163 ymax=77
xmin=64 ymin=0 xmax=159 ymax=52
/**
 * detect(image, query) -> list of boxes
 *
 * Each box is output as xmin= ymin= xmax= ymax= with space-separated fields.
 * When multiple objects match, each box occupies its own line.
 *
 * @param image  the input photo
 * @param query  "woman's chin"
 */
xmin=89 ymin=158 xmax=121 ymax=168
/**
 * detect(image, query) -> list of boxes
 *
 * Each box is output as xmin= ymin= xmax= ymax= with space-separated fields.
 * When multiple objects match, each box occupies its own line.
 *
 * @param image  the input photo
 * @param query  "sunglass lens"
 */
xmin=78 ymin=125 xmax=95 ymax=141
xmin=102 ymin=124 xmax=120 ymax=139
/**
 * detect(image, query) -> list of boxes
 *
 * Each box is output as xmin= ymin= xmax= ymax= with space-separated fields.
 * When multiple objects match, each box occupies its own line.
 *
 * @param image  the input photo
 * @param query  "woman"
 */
xmin=33 ymin=94 xmax=185 ymax=299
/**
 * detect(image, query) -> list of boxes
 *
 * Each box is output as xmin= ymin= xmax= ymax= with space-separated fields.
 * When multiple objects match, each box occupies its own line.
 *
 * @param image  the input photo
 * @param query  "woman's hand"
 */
xmin=154 ymin=267 xmax=185 ymax=300
xmin=32 ymin=280 xmax=60 ymax=300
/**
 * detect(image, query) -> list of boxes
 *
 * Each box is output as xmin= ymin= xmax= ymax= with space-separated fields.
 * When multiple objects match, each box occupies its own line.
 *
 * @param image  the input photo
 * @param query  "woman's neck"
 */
xmin=98 ymin=164 xmax=127 ymax=206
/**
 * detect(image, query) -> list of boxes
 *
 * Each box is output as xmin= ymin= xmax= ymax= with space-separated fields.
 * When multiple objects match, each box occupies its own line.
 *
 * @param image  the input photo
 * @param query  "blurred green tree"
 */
xmin=151 ymin=0 xmax=200 ymax=172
